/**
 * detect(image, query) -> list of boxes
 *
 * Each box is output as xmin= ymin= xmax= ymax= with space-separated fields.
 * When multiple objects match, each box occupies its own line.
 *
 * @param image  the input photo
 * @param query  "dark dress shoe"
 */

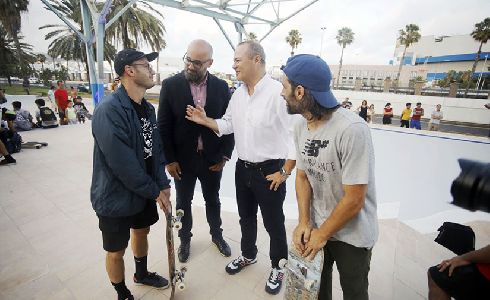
xmin=178 ymin=240 xmax=190 ymax=263
xmin=212 ymin=237 xmax=231 ymax=257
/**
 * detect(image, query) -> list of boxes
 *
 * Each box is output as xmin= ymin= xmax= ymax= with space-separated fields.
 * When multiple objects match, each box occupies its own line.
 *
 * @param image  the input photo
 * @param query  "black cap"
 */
xmin=114 ymin=49 xmax=158 ymax=76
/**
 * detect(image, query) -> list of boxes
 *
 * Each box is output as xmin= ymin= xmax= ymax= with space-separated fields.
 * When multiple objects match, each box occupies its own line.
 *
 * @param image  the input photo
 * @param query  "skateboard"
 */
xmin=21 ymin=141 xmax=48 ymax=149
xmin=165 ymin=209 xmax=187 ymax=299
xmin=279 ymin=245 xmax=324 ymax=300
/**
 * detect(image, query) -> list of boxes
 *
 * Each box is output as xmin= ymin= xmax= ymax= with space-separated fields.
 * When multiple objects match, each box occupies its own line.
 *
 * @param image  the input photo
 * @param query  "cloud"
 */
xmin=21 ymin=0 xmax=490 ymax=74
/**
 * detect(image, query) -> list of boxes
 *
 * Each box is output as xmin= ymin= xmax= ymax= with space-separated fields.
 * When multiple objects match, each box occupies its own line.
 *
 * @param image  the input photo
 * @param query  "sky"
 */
xmin=20 ymin=0 xmax=490 ymax=74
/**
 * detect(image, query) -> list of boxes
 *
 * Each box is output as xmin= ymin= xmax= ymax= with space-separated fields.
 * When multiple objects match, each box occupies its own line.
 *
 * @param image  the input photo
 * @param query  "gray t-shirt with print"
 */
xmin=294 ymin=107 xmax=378 ymax=248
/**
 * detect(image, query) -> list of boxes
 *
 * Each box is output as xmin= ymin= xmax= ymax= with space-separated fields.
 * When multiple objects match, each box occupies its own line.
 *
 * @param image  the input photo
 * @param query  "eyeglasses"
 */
xmin=182 ymin=53 xmax=210 ymax=68
xmin=130 ymin=63 xmax=153 ymax=71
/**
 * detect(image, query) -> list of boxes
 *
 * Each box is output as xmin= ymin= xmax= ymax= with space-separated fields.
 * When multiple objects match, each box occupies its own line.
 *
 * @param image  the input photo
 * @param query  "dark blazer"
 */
xmin=157 ymin=72 xmax=234 ymax=170
xmin=91 ymin=86 xmax=171 ymax=217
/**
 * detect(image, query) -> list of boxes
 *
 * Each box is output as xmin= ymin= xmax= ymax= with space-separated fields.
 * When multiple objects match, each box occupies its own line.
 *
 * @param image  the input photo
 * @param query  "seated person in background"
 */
xmin=65 ymin=100 xmax=78 ymax=125
xmin=34 ymin=99 xmax=58 ymax=129
xmin=428 ymin=244 xmax=490 ymax=300
xmin=12 ymin=101 xmax=34 ymax=131
xmin=0 ymin=139 xmax=16 ymax=166
xmin=1 ymin=108 xmax=15 ymax=131
xmin=73 ymin=96 xmax=92 ymax=123
xmin=0 ymin=108 xmax=21 ymax=157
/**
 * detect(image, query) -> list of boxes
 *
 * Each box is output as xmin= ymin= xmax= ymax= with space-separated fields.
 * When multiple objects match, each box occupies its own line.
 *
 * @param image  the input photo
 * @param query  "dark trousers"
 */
xmin=175 ymin=154 xmax=223 ymax=242
xmin=235 ymin=159 xmax=287 ymax=268
xmin=319 ymin=240 xmax=372 ymax=300
xmin=400 ymin=120 xmax=409 ymax=128
xmin=382 ymin=116 xmax=392 ymax=124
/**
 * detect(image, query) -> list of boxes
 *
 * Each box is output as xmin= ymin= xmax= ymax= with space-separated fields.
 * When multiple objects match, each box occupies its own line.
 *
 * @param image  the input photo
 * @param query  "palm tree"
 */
xmin=285 ymin=29 xmax=302 ymax=56
xmin=0 ymin=0 xmax=30 ymax=73
xmin=0 ymin=23 xmax=34 ymax=84
xmin=37 ymin=53 xmax=47 ymax=71
xmin=105 ymin=0 xmax=166 ymax=51
xmin=246 ymin=32 xmax=257 ymax=41
xmin=41 ymin=0 xmax=166 ymax=82
xmin=394 ymin=24 xmax=421 ymax=90
xmin=335 ymin=27 xmax=354 ymax=88
xmin=465 ymin=17 xmax=490 ymax=97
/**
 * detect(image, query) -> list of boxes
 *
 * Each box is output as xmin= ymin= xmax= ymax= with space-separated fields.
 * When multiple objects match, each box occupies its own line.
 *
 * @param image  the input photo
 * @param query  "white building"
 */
xmin=392 ymin=34 xmax=490 ymax=84
xmin=319 ymin=34 xmax=490 ymax=88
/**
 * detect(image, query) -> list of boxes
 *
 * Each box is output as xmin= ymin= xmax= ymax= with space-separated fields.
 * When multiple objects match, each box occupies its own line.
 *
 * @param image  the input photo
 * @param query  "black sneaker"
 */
xmin=133 ymin=272 xmax=169 ymax=289
xmin=212 ymin=237 xmax=231 ymax=257
xmin=178 ymin=240 xmax=190 ymax=263
xmin=225 ymin=255 xmax=257 ymax=275
xmin=0 ymin=156 xmax=16 ymax=166
xmin=265 ymin=267 xmax=285 ymax=295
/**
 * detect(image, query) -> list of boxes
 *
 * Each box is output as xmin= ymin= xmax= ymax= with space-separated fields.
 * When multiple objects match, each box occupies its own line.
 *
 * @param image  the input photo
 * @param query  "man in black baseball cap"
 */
xmin=281 ymin=54 xmax=378 ymax=300
xmin=91 ymin=48 xmax=172 ymax=300
xmin=114 ymin=48 xmax=158 ymax=77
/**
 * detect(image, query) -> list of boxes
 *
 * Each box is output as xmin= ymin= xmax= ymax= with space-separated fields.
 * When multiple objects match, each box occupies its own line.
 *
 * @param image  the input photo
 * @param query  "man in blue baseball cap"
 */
xmin=281 ymin=54 xmax=378 ymax=300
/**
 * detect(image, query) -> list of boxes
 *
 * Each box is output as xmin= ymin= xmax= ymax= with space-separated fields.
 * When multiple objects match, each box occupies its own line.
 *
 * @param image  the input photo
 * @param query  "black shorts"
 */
xmin=98 ymin=200 xmax=159 ymax=252
xmin=429 ymin=264 xmax=490 ymax=300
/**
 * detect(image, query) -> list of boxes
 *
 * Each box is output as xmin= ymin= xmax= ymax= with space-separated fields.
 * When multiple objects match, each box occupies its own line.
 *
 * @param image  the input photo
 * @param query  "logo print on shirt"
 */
xmin=140 ymin=117 xmax=153 ymax=159
xmin=302 ymin=139 xmax=329 ymax=157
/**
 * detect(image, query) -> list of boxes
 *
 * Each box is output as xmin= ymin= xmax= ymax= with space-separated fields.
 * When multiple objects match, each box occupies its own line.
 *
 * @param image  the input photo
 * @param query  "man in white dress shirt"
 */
xmin=185 ymin=40 xmax=296 ymax=295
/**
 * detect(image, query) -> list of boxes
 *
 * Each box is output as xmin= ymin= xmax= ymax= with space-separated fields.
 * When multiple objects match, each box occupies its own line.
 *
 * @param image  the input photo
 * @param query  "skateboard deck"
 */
xmin=22 ymin=141 xmax=48 ymax=149
xmin=280 ymin=245 xmax=324 ymax=300
xmin=165 ymin=209 xmax=186 ymax=299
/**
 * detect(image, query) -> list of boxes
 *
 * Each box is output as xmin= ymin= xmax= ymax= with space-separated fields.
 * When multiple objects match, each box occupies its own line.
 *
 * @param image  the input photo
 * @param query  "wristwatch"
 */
xmin=280 ymin=167 xmax=290 ymax=177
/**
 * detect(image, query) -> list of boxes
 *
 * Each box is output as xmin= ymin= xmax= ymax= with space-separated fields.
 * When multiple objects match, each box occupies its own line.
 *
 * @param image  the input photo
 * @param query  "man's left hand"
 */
xmin=302 ymin=228 xmax=328 ymax=261
xmin=209 ymin=159 xmax=226 ymax=172
xmin=266 ymin=171 xmax=287 ymax=191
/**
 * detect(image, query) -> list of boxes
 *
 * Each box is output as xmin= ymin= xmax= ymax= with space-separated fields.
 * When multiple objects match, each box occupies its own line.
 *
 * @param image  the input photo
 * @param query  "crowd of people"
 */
xmin=341 ymin=97 xmax=445 ymax=131
xmin=0 ymin=83 xmax=92 ymax=166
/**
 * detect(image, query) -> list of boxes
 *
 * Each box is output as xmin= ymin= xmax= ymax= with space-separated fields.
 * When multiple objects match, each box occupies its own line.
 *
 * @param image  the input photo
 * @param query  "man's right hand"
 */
xmin=185 ymin=105 xmax=208 ymax=126
xmin=166 ymin=162 xmax=182 ymax=180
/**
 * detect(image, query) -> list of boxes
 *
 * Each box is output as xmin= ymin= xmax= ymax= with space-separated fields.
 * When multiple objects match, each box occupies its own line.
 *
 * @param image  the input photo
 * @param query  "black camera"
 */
xmin=450 ymin=159 xmax=490 ymax=213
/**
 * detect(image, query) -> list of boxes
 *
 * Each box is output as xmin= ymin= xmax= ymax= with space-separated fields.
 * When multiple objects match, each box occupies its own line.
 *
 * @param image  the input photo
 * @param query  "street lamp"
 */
xmin=319 ymin=27 xmax=326 ymax=57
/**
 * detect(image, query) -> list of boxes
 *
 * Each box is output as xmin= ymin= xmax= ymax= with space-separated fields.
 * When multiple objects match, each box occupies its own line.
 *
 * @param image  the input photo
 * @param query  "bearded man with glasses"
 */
xmin=158 ymin=39 xmax=235 ymax=263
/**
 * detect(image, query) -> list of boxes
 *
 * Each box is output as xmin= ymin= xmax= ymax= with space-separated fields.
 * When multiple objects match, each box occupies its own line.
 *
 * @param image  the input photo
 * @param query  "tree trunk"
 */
xmin=12 ymin=30 xmax=24 ymax=70
xmin=122 ymin=21 xmax=131 ymax=48
xmin=394 ymin=46 xmax=407 ymax=92
xmin=464 ymin=42 xmax=482 ymax=98
xmin=336 ymin=45 xmax=345 ymax=88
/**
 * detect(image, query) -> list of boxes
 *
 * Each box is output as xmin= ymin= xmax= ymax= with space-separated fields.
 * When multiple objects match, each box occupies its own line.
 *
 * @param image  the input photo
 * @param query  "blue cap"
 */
xmin=281 ymin=54 xmax=338 ymax=109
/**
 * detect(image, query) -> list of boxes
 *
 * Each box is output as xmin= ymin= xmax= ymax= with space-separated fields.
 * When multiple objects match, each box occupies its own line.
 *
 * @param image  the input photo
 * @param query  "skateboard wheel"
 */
xmin=174 ymin=221 xmax=182 ymax=230
xmin=304 ymin=279 xmax=315 ymax=291
xmin=176 ymin=209 xmax=184 ymax=217
xmin=278 ymin=258 xmax=288 ymax=269
xmin=177 ymin=282 xmax=186 ymax=291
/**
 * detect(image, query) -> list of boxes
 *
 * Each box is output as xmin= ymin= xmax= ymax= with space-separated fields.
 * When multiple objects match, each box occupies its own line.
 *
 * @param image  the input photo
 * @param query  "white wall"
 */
xmin=334 ymin=90 xmax=490 ymax=124
xmin=4 ymin=92 xmax=490 ymax=125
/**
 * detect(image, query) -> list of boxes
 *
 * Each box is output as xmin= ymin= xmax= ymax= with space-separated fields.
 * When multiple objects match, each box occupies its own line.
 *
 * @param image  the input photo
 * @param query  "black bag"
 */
xmin=5 ymin=131 xmax=22 ymax=153
xmin=434 ymin=222 xmax=475 ymax=255
xmin=40 ymin=106 xmax=57 ymax=122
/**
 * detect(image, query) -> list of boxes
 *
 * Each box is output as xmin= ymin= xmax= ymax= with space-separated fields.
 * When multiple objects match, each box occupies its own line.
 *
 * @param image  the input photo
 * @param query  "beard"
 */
xmin=184 ymin=69 xmax=205 ymax=83
xmin=285 ymin=96 xmax=308 ymax=115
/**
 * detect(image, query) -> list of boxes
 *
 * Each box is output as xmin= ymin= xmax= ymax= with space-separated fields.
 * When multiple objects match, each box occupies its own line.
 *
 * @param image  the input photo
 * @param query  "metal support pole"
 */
xmin=94 ymin=0 xmax=113 ymax=105
xmin=80 ymin=0 xmax=98 ymax=105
